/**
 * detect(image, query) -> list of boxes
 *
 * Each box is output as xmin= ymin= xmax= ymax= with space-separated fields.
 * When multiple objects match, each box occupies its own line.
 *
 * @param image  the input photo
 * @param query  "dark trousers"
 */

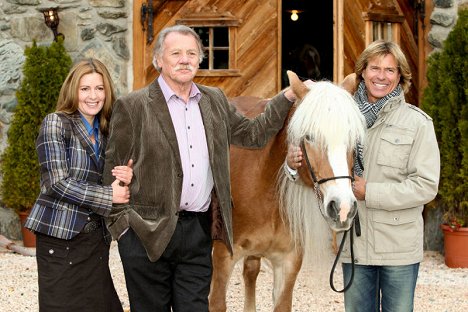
xmin=36 ymin=230 xmax=122 ymax=312
xmin=118 ymin=211 xmax=212 ymax=312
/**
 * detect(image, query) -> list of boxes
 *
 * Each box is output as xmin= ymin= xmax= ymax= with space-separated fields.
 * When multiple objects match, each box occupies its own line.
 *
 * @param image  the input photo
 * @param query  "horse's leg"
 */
xmin=270 ymin=250 xmax=303 ymax=312
xmin=209 ymin=241 xmax=240 ymax=312
xmin=242 ymin=255 xmax=262 ymax=312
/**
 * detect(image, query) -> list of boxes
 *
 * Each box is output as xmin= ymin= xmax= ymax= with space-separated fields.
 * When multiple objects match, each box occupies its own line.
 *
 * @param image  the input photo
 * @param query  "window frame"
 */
xmin=176 ymin=14 xmax=241 ymax=77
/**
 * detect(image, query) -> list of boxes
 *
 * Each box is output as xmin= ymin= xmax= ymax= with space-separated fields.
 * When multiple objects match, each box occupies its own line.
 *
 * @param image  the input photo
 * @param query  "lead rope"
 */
xmin=329 ymin=224 xmax=355 ymax=293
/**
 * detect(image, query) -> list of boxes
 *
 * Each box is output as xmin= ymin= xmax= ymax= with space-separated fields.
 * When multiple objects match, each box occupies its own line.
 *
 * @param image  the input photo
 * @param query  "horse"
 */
xmin=209 ymin=71 xmax=366 ymax=312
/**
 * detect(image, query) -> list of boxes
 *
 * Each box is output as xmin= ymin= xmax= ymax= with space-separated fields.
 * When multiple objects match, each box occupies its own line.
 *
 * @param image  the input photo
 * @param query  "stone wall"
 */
xmin=429 ymin=0 xmax=468 ymax=50
xmin=0 ymin=0 xmax=132 ymax=110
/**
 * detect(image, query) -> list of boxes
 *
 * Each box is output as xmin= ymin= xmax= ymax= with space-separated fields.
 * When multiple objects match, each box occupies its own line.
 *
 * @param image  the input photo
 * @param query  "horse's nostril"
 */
xmin=327 ymin=200 xmax=338 ymax=221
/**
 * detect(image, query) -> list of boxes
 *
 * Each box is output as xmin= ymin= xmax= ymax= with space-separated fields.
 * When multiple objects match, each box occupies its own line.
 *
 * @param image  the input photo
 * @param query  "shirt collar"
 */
xmin=79 ymin=113 xmax=100 ymax=137
xmin=158 ymin=75 xmax=201 ymax=102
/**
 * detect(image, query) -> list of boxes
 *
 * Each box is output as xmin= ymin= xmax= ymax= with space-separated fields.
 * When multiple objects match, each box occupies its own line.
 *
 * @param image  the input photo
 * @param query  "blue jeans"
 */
xmin=342 ymin=263 xmax=419 ymax=312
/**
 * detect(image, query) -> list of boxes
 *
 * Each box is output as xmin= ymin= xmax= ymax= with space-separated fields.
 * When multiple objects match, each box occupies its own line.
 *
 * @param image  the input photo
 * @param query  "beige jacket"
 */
xmin=102 ymin=79 xmax=293 ymax=262
xmin=341 ymin=93 xmax=440 ymax=265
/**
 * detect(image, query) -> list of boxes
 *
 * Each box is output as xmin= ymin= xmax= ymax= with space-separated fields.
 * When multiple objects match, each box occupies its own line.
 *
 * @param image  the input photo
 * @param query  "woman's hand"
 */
xmin=111 ymin=179 xmax=130 ymax=204
xmin=112 ymin=159 xmax=133 ymax=186
xmin=286 ymin=144 xmax=302 ymax=170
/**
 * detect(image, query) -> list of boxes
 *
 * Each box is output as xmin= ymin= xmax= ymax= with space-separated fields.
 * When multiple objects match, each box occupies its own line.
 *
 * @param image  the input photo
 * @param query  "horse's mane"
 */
xmin=279 ymin=81 xmax=366 ymax=271
xmin=287 ymin=81 xmax=365 ymax=151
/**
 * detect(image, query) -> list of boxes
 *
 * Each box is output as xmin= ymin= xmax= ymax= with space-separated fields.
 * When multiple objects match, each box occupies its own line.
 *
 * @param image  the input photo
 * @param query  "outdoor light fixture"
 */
xmin=41 ymin=8 xmax=64 ymax=41
xmin=288 ymin=10 xmax=303 ymax=22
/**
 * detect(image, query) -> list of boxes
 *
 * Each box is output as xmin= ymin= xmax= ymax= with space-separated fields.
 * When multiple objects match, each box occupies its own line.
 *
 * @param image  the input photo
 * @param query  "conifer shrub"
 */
xmin=421 ymin=9 xmax=468 ymax=228
xmin=0 ymin=39 xmax=72 ymax=213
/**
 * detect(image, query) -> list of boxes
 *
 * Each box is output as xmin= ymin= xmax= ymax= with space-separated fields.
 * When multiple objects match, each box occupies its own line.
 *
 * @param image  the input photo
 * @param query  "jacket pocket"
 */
xmin=373 ymin=209 xmax=418 ymax=253
xmin=377 ymin=131 xmax=413 ymax=169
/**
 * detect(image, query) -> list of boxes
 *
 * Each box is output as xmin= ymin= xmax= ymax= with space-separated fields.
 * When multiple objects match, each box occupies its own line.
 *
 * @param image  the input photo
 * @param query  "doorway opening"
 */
xmin=282 ymin=1 xmax=333 ymax=88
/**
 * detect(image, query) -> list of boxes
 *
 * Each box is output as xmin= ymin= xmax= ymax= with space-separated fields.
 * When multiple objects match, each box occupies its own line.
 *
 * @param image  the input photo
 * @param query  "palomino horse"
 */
xmin=209 ymin=71 xmax=366 ymax=311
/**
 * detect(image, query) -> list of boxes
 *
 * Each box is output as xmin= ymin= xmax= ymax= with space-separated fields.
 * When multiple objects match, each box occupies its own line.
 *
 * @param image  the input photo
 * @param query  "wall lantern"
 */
xmin=40 ymin=8 xmax=64 ymax=41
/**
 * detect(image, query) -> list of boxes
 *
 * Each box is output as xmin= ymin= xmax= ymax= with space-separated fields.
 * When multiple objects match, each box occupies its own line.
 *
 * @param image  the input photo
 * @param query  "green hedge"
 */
xmin=0 ymin=39 xmax=72 ymax=212
xmin=421 ymin=9 xmax=468 ymax=226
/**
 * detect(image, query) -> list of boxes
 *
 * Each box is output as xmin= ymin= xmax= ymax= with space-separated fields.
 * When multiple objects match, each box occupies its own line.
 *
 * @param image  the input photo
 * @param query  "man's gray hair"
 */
xmin=152 ymin=25 xmax=205 ymax=72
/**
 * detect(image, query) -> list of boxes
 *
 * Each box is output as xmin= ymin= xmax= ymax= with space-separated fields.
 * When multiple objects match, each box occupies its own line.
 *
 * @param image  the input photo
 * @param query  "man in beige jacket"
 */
xmin=286 ymin=40 xmax=440 ymax=312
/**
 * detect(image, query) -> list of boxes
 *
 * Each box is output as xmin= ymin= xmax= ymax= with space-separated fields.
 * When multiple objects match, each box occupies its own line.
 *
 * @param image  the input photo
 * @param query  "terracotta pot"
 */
xmin=18 ymin=211 xmax=36 ymax=248
xmin=440 ymin=224 xmax=468 ymax=268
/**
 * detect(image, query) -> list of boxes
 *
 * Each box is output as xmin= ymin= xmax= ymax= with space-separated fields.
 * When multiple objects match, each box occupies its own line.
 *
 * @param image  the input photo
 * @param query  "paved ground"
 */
xmin=1 ymin=242 xmax=467 ymax=311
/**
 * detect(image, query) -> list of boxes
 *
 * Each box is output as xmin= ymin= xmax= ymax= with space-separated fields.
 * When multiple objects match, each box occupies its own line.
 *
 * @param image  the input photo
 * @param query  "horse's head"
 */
xmin=285 ymin=71 xmax=366 ymax=232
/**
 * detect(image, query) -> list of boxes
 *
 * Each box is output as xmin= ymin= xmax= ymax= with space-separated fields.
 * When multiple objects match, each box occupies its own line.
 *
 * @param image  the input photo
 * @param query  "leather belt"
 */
xmin=177 ymin=210 xmax=209 ymax=219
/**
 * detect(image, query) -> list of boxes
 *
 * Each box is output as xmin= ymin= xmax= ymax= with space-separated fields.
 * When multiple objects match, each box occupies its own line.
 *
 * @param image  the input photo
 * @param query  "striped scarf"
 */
xmin=354 ymin=81 xmax=402 ymax=176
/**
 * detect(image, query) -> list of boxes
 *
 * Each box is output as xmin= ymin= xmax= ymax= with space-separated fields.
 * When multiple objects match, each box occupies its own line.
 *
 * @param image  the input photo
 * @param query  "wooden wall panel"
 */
xmin=133 ymin=0 xmax=426 ymax=103
xmin=133 ymin=0 xmax=280 ymax=99
xmin=343 ymin=0 xmax=367 ymax=78
xmin=394 ymin=0 xmax=419 ymax=105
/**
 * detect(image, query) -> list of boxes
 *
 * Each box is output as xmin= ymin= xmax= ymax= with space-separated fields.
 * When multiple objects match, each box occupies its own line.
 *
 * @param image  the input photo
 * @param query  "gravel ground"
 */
xmin=1 ymin=241 xmax=467 ymax=311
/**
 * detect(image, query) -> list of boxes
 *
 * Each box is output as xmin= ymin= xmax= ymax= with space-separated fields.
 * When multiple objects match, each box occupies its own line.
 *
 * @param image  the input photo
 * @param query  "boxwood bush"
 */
xmin=421 ymin=9 xmax=467 ymax=227
xmin=0 ymin=39 xmax=72 ymax=213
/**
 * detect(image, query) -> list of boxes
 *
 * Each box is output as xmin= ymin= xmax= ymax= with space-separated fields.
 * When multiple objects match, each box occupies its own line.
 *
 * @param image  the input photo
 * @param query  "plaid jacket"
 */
xmin=25 ymin=112 xmax=113 ymax=240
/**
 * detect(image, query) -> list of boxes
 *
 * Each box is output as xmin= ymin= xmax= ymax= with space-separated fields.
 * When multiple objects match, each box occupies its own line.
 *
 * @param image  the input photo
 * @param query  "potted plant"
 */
xmin=0 ymin=39 xmax=71 ymax=247
xmin=421 ymin=9 xmax=467 ymax=268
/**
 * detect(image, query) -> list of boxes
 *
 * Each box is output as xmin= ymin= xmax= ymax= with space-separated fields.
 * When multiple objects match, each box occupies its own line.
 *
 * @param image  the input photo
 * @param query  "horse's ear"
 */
xmin=341 ymin=73 xmax=357 ymax=94
xmin=287 ymin=70 xmax=309 ymax=101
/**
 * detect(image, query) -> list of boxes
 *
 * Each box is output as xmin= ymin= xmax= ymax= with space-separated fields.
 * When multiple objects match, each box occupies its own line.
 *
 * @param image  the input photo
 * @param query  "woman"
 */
xmin=25 ymin=59 xmax=133 ymax=311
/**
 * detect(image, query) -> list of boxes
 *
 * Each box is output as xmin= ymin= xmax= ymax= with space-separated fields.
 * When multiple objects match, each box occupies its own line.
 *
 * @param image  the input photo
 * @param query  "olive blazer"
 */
xmin=103 ymin=79 xmax=293 ymax=261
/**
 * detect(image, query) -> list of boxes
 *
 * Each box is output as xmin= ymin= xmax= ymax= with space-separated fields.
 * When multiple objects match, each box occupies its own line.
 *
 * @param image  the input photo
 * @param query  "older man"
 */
xmin=103 ymin=25 xmax=298 ymax=312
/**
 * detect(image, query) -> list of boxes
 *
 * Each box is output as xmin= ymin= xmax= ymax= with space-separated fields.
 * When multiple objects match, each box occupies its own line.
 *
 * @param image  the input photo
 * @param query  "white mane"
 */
xmin=278 ymin=81 xmax=366 ymax=271
xmin=287 ymin=81 xmax=365 ymax=149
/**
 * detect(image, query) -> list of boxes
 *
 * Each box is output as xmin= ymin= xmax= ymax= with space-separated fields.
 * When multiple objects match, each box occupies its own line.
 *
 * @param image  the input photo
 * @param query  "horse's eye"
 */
xmin=305 ymin=135 xmax=313 ymax=142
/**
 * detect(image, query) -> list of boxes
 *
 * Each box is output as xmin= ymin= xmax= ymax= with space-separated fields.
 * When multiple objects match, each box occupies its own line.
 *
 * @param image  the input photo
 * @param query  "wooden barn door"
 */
xmin=334 ymin=0 xmax=432 ymax=105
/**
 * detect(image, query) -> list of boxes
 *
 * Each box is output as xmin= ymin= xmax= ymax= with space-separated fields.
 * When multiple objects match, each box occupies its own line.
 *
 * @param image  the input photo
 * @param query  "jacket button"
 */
xmin=49 ymin=249 xmax=54 ymax=255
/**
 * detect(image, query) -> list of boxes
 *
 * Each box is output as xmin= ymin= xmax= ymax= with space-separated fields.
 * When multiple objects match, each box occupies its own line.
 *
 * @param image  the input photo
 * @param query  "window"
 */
xmin=362 ymin=4 xmax=404 ymax=45
xmin=372 ymin=22 xmax=394 ymax=41
xmin=194 ymin=27 xmax=229 ymax=70
xmin=177 ymin=13 xmax=240 ymax=77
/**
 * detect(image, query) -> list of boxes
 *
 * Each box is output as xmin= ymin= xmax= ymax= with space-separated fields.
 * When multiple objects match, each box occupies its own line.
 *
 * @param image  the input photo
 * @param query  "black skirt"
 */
xmin=36 ymin=228 xmax=123 ymax=312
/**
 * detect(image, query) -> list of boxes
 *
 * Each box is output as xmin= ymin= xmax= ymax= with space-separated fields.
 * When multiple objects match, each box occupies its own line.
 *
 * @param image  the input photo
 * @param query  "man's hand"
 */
xmin=353 ymin=175 xmax=366 ymax=200
xmin=287 ymin=144 xmax=302 ymax=170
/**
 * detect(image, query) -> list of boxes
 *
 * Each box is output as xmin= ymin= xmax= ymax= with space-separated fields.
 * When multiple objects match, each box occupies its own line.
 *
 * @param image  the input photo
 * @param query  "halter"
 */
xmin=299 ymin=136 xmax=358 ymax=293
xmin=300 ymin=137 xmax=354 ymax=188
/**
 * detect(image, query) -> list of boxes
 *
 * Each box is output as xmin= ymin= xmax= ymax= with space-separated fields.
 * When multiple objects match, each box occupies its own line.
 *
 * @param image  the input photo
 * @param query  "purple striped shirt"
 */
xmin=158 ymin=75 xmax=213 ymax=212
